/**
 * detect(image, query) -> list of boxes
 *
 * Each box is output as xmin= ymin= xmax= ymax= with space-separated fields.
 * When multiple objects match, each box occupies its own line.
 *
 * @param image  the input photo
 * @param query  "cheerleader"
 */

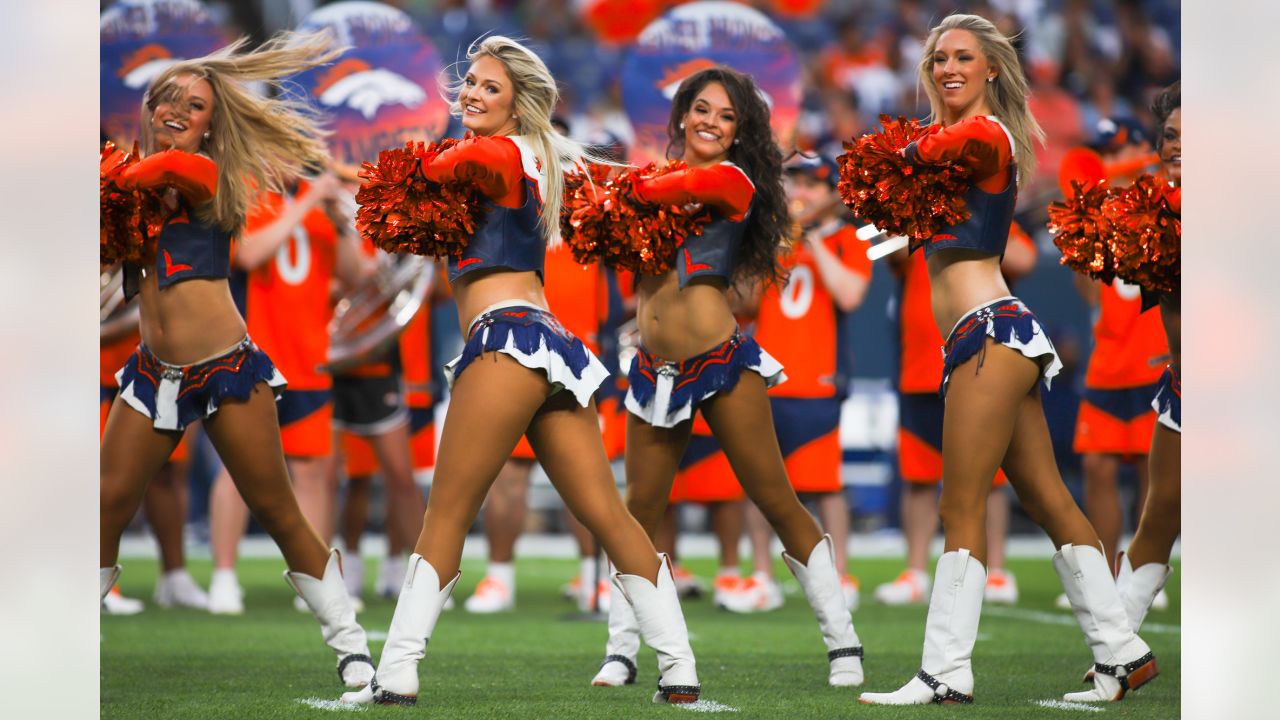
xmin=857 ymin=15 xmax=1155 ymax=704
xmin=98 ymin=34 xmax=374 ymax=687
xmin=341 ymin=36 xmax=699 ymax=706
xmin=590 ymin=67 xmax=865 ymax=690
xmin=1114 ymin=81 xmax=1180 ymax=634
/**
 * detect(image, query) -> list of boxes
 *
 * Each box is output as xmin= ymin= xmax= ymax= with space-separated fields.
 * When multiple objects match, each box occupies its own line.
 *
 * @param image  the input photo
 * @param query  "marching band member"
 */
xmin=99 ymin=33 xmax=374 ymax=687
xmin=342 ymin=36 xmax=699 ymax=706
xmin=858 ymin=15 xmax=1155 ymax=704
xmin=592 ymin=66 xmax=865 ymax=690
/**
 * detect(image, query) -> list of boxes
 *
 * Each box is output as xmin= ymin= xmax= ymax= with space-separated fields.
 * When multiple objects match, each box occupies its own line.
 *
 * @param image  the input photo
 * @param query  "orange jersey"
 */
xmin=244 ymin=182 xmax=337 ymax=391
xmin=399 ymin=300 xmax=433 ymax=408
xmin=544 ymin=244 xmax=602 ymax=354
xmin=757 ymin=224 xmax=871 ymax=398
xmin=1084 ymin=280 xmax=1169 ymax=389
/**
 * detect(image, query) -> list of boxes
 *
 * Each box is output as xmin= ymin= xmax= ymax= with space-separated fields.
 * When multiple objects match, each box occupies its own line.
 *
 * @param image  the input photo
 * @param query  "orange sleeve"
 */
xmin=634 ymin=163 xmax=755 ymax=222
xmin=120 ymin=150 xmax=217 ymax=204
xmin=832 ymin=226 xmax=872 ymax=280
xmin=422 ymin=135 xmax=525 ymax=208
xmin=906 ymin=117 xmax=1012 ymax=185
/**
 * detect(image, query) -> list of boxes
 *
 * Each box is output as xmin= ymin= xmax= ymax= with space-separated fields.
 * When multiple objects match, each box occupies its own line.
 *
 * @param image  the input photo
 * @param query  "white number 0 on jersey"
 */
xmin=780 ymin=264 xmax=815 ymax=319
xmin=275 ymin=227 xmax=312 ymax=286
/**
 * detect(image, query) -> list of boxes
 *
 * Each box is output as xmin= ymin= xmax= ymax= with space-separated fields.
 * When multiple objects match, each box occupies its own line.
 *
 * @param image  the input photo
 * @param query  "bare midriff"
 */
xmin=635 ymin=272 xmax=738 ymax=361
xmin=138 ymin=274 xmax=247 ymax=365
xmin=452 ymin=267 xmax=549 ymax=338
xmin=926 ymin=249 xmax=1014 ymax=338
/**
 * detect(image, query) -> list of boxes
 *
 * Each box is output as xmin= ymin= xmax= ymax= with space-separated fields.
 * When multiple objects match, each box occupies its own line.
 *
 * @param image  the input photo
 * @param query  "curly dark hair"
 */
xmin=665 ymin=67 xmax=788 ymax=286
xmin=1151 ymin=81 xmax=1180 ymax=150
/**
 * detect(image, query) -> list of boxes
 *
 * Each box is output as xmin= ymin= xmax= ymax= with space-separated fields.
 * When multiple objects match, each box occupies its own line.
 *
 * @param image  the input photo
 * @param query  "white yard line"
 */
xmin=297 ymin=698 xmax=366 ymax=712
xmin=986 ymin=606 xmax=1180 ymax=635
xmin=677 ymin=699 xmax=740 ymax=713
xmin=1033 ymin=699 xmax=1105 ymax=712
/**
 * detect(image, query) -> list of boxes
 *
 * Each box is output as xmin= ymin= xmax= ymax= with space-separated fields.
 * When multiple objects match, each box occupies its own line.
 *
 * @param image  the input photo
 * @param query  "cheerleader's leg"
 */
xmin=1127 ymin=423 xmax=1181 ymax=569
xmin=100 ymin=393 xmax=183 ymax=575
xmin=202 ymin=383 xmax=328 ymax=576
xmin=622 ymin=411 xmax=693 ymax=537
xmin=528 ymin=392 xmax=699 ymax=703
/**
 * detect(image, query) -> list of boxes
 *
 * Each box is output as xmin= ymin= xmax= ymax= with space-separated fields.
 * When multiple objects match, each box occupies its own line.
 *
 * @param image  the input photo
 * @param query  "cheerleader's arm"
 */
xmin=118 ymin=150 xmax=218 ymax=204
xmin=422 ymin=136 xmax=525 ymax=208
xmin=633 ymin=163 xmax=755 ymax=221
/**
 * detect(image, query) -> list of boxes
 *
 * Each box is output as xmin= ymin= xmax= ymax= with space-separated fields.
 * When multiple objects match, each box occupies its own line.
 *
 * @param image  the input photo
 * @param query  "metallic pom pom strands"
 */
xmin=836 ymin=114 xmax=973 ymax=251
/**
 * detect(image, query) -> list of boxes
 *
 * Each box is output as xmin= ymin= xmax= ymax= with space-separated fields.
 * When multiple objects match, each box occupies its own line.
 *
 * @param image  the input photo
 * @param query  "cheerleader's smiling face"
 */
xmin=147 ymin=72 xmax=214 ymax=154
xmin=1159 ymin=107 xmax=1181 ymax=185
xmin=460 ymin=55 xmax=520 ymax=137
xmin=930 ymin=29 xmax=996 ymax=123
xmin=681 ymin=82 xmax=738 ymax=166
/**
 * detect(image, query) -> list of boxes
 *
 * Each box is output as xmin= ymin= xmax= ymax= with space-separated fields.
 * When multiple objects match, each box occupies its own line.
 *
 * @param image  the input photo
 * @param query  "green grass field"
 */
xmin=102 ymin=555 xmax=1179 ymax=719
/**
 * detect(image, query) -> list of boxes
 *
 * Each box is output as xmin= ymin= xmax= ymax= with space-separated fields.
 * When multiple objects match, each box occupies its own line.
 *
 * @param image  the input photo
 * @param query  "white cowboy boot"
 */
xmin=1055 ymin=544 xmax=1159 ymax=702
xmin=284 ymin=549 xmax=375 ymax=689
xmin=859 ymin=549 xmax=985 ymax=705
xmin=613 ymin=555 xmax=699 ymax=704
xmin=1116 ymin=552 xmax=1171 ymax=632
xmin=591 ymin=562 xmax=641 ymax=687
xmin=341 ymin=553 xmax=459 ymax=706
xmin=100 ymin=566 xmax=121 ymax=602
xmin=782 ymin=535 xmax=865 ymax=687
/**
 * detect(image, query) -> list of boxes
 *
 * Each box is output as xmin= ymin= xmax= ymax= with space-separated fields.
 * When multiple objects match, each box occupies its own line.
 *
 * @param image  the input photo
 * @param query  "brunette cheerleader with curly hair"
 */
xmin=591 ymin=66 xmax=866 ymax=691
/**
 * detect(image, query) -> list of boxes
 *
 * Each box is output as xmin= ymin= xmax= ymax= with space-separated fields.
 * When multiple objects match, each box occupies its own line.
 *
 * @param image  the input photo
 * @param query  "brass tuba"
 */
xmin=324 ymin=186 xmax=435 ymax=373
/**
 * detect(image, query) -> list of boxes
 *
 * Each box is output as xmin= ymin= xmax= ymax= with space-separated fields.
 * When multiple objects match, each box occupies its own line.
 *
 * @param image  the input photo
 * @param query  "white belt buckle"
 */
xmin=653 ymin=362 xmax=677 ymax=423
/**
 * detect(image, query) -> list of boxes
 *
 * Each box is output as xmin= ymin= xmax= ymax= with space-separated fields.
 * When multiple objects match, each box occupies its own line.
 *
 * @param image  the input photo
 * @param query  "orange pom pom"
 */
xmin=1049 ymin=180 xmax=1117 ymax=283
xmin=836 ymin=114 xmax=973 ymax=249
xmin=100 ymin=141 xmax=166 ymax=266
xmin=354 ymin=139 xmax=488 ymax=258
xmin=565 ymin=161 xmax=709 ymax=275
xmin=1104 ymin=174 xmax=1180 ymax=294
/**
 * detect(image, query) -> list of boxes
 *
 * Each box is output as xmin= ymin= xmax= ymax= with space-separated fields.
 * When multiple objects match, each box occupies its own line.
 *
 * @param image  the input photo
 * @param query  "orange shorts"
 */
xmin=898 ymin=393 xmax=1007 ymax=487
xmin=101 ymin=387 xmax=190 ymax=462
xmin=1073 ymin=385 xmax=1159 ymax=458
xmin=670 ymin=415 xmax=744 ymax=504
xmin=771 ymin=397 xmax=842 ymax=494
xmin=343 ymin=406 xmax=436 ymax=478
xmin=277 ymin=390 xmax=333 ymax=458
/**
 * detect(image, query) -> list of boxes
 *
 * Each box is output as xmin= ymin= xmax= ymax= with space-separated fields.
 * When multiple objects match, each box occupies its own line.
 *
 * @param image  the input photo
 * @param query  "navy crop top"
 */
xmin=114 ymin=150 xmax=225 ymax=298
xmin=425 ymin=136 xmax=548 ymax=284
xmin=903 ymin=116 xmax=1018 ymax=260
xmin=634 ymin=161 xmax=756 ymax=288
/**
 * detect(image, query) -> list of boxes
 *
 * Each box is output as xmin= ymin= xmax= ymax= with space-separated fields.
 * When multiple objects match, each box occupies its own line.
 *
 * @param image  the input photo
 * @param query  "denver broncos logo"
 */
xmin=656 ymin=57 xmax=775 ymax=108
xmin=315 ymin=57 xmax=426 ymax=120
xmin=657 ymin=59 xmax=718 ymax=100
xmin=118 ymin=43 xmax=180 ymax=90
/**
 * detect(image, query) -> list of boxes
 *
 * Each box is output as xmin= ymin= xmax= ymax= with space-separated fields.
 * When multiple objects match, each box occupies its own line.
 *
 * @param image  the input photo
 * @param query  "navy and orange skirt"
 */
xmin=444 ymin=301 xmax=609 ymax=407
xmin=115 ymin=336 xmax=286 ymax=431
xmin=625 ymin=330 xmax=786 ymax=428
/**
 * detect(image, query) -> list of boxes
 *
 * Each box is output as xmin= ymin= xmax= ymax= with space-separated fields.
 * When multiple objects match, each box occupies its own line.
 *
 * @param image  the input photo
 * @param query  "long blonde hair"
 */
xmin=141 ymin=31 xmax=345 ymax=232
xmin=918 ymin=14 xmax=1044 ymax=188
xmin=443 ymin=36 xmax=608 ymax=247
